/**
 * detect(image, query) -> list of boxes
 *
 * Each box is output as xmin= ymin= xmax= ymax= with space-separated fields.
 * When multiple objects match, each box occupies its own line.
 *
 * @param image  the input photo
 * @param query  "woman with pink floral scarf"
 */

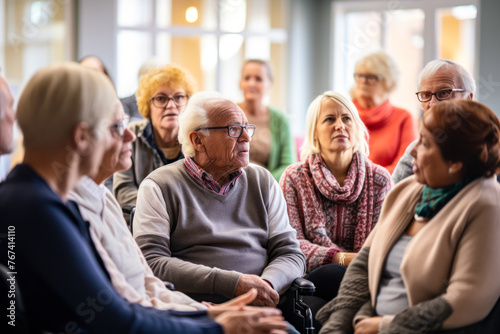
xmin=280 ymin=91 xmax=392 ymax=328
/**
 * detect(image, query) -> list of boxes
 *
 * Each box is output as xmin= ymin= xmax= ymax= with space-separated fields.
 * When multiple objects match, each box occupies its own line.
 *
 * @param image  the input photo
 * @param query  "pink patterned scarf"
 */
xmin=305 ymin=152 xmax=376 ymax=252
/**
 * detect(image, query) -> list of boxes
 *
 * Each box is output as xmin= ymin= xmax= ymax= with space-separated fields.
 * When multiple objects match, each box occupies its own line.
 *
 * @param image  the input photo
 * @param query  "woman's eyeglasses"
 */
xmin=151 ymin=94 xmax=188 ymax=108
xmin=354 ymin=73 xmax=383 ymax=85
xmin=110 ymin=115 xmax=130 ymax=137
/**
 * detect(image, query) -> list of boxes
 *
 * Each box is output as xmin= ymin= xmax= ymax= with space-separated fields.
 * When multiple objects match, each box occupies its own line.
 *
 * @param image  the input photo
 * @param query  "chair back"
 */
xmin=122 ymin=204 xmax=136 ymax=234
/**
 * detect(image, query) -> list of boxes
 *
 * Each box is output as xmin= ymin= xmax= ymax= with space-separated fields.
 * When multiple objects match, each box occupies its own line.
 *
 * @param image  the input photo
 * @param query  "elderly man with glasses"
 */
xmin=392 ymin=59 xmax=475 ymax=184
xmin=133 ymin=91 xmax=306 ymax=309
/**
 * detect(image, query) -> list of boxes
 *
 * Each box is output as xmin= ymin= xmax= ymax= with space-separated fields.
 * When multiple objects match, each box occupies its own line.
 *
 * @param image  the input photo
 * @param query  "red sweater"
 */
xmin=353 ymin=100 xmax=418 ymax=174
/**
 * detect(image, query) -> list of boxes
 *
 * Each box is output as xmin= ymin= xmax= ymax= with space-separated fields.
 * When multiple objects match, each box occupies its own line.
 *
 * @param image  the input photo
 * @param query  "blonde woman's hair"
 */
xmin=17 ymin=63 xmax=117 ymax=149
xmin=136 ymin=64 xmax=197 ymax=120
xmin=300 ymin=91 xmax=369 ymax=161
xmin=354 ymin=51 xmax=400 ymax=93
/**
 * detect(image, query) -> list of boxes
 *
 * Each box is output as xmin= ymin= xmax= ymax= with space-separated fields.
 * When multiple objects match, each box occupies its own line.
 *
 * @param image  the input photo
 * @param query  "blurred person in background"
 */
xmin=237 ymin=59 xmax=295 ymax=181
xmin=351 ymin=51 xmax=417 ymax=174
xmin=121 ymin=57 xmax=165 ymax=122
xmin=79 ymin=55 xmax=112 ymax=80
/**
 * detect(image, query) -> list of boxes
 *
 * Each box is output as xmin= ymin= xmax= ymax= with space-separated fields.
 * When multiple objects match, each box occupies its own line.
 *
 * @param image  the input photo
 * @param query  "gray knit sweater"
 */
xmin=391 ymin=140 xmax=416 ymax=185
xmin=133 ymin=160 xmax=306 ymax=298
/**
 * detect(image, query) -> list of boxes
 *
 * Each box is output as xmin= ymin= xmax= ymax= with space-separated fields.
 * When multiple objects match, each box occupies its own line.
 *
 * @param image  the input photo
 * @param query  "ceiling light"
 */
xmin=186 ymin=6 xmax=198 ymax=23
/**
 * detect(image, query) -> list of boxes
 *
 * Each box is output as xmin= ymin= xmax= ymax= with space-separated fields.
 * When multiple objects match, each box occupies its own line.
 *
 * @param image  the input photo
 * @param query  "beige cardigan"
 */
xmin=364 ymin=175 xmax=500 ymax=329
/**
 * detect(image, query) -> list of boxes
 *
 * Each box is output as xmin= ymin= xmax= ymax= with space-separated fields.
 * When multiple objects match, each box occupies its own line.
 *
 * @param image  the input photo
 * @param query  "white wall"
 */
xmin=477 ymin=0 xmax=500 ymax=117
xmin=287 ymin=0 xmax=333 ymax=135
xmin=288 ymin=0 xmax=314 ymax=135
xmin=77 ymin=0 xmax=117 ymax=83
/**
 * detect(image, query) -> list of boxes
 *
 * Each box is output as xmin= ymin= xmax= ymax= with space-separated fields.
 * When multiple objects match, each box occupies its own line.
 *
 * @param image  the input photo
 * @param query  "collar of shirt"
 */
xmin=74 ymin=176 xmax=107 ymax=219
xmin=183 ymin=156 xmax=242 ymax=195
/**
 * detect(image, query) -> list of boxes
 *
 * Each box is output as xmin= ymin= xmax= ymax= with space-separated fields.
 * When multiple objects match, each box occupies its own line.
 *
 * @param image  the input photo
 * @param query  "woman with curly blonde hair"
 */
xmin=114 ymin=64 xmax=197 ymax=209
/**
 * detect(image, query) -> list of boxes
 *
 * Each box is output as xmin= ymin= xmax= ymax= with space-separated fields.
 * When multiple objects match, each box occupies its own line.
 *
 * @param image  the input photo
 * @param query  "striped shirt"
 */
xmin=183 ymin=156 xmax=242 ymax=195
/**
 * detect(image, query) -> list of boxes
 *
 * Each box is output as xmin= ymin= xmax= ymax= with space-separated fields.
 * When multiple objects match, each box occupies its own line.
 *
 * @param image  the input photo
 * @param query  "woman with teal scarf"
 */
xmin=317 ymin=99 xmax=500 ymax=334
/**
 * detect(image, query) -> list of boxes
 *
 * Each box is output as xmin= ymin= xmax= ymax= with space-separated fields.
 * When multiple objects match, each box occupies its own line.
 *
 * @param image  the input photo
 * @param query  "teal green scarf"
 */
xmin=415 ymin=179 xmax=470 ymax=220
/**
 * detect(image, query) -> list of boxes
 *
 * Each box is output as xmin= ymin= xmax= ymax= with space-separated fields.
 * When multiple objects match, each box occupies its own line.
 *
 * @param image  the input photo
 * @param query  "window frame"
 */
xmin=115 ymin=0 xmax=289 ymax=97
xmin=331 ymin=0 xmax=480 ymax=95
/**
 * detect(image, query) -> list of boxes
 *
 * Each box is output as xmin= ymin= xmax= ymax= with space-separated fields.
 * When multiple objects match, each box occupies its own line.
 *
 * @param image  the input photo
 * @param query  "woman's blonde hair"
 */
xmin=300 ymin=91 xmax=369 ymax=161
xmin=17 ymin=63 xmax=117 ymax=149
xmin=136 ymin=64 xmax=197 ymax=119
xmin=354 ymin=51 xmax=400 ymax=93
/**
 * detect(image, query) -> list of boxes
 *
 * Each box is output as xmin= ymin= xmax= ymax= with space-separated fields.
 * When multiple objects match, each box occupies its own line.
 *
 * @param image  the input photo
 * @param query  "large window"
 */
xmin=0 ymin=0 xmax=74 ymax=176
xmin=1 ymin=0 xmax=74 ymax=95
xmin=116 ymin=0 xmax=289 ymax=109
xmin=332 ymin=0 xmax=478 ymax=118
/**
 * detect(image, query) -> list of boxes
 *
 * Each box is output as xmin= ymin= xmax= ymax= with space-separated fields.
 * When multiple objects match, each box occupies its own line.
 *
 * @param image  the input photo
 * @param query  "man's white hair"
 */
xmin=417 ymin=59 xmax=476 ymax=95
xmin=178 ymin=91 xmax=234 ymax=157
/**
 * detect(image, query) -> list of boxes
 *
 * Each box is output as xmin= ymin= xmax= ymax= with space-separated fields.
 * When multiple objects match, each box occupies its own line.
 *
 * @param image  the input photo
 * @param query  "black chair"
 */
xmin=434 ymin=297 xmax=500 ymax=334
xmin=281 ymin=277 xmax=316 ymax=334
xmin=122 ymin=204 xmax=136 ymax=234
xmin=124 ymin=204 xmax=316 ymax=334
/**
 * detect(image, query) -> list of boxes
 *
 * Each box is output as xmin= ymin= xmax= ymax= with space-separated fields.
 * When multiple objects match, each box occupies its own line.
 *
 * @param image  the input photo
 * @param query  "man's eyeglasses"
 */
xmin=354 ymin=73 xmax=383 ymax=85
xmin=110 ymin=115 xmax=130 ymax=137
xmin=196 ymin=124 xmax=256 ymax=138
xmin=151 ymin=94 xmax=188 ymax=108
xmin=415 ymin=89 xmax=465 ymax=102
